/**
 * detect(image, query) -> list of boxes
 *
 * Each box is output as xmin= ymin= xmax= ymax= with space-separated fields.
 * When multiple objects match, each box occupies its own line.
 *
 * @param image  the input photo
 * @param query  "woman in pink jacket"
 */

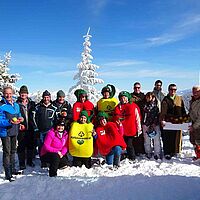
xmin=40 ymin=119 xmax=69 ymax=177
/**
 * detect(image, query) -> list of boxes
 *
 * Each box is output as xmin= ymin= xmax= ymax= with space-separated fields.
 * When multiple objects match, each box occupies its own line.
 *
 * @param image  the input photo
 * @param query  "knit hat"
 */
xmin=118 ymin=91 xmax=131 ymax=101
xmin=54 ymin=118 xmax=65 ymax=128
xmin=56 ymin=120 xmax=65 ymax=127
xmin=97 ymin=111 xmax=109 ymax=120
xmin=101 ymin=84 xmax=116 ymax=98
xmin=42 ymin=90 xmax=51 ymax=97
xmin=57 ymin=90 xmax=65 ymax=98
xmin=19 ymin=85 xmax=29 ymax=94
xmin=74 ymin=89 xmax=87 ymax=101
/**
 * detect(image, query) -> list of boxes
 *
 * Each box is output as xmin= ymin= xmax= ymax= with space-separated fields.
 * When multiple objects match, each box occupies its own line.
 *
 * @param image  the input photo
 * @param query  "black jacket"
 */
xmin=35 ymin=101 xmax=57 ymax=132
xmin=52 ymin=99 xmax=73 ymax=121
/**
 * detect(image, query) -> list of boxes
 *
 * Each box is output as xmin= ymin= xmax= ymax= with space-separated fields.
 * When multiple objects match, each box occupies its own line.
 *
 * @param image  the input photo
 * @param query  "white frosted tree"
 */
xmin=68 ymin=28 xmax=104 ymax=103
xmin=0 ymin=51 xmax=21 ymax=95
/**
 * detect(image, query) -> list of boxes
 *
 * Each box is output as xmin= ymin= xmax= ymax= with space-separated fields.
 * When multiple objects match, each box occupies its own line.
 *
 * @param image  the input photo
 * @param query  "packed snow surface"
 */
xmin=0 ymin=136 xmax=199 ymax=200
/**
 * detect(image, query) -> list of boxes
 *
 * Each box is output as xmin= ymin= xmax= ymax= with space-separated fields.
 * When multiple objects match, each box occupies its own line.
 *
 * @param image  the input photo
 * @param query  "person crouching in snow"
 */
xmin=114 ymin=91 xmax=142 ymax=161
xmin=69 ymin=110 xmax=94 ymax=168
xmin=142 ymin=92 xmax=161 ymax=160
xmin=40 ymin=120 xmax=69 ymax=177
xmin=94 ymin=111 xmax=126 ymax=168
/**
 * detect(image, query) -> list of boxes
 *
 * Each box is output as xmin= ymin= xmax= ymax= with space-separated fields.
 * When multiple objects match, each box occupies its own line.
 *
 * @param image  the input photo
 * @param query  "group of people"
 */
xmin=0 ymin=80 xmax=199 ymax=181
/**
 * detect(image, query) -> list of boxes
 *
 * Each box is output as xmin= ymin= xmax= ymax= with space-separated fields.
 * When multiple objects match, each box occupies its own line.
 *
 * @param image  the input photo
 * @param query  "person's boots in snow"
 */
xmin=18 ymin=152 xmax=26 ymax=170
xmin=27 ymin=149 xmax=35 ymax=167
xmin=114 ymin=155 xmax=121 ymax=167
xmin=4 ymin=167 xmax=15 ymax=182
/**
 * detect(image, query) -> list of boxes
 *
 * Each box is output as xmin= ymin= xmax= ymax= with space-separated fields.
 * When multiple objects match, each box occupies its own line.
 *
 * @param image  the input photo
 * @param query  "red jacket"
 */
xmin=114 ymin=103 xmax=141 ymax=137
xmin=72 ymin=100 xmax=94 ymax=121
xmin=95 ymin=122 xmax=126 ymax=156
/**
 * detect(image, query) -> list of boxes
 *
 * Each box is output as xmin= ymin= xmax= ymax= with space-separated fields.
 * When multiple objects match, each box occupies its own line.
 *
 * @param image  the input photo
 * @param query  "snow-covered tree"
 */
xmin=68 ymin=28 xmax=104 ymax=103
xmin=0 ymin=51 xmax=21 ymax=95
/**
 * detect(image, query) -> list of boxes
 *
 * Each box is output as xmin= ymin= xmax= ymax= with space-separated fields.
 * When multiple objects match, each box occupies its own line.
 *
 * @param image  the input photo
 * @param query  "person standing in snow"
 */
xmin=189 ymin=85 xmax=200 ymax=161
xmin=34 ymin=90 xmax=57 ymax=167
xmin=69 ymin=110 xmax=94 ymax=168
xmin=152 ymin=80 xmax=165 ymax=112
xmin=130 ymin=82 xmax=146 ymax=156
xmin=114 ymin=91 xmax=142 ymax=161
xmin=160 ymin=84 xmax=186 ymax=160
xmin=96 ymin=84 xmax=118 ymax=122
xmin=94 ymin=111 xmax=126 ymax=168
xmin=53 ymin=90 xmax=73 ymax=131
xmin=17 ymin=85 xmax=36 ymax=170
xmin=0 ymin=86 xmax=24 ymax=181
xmin=142 ymin=92 xmax=161 ymax=160
xmin=40 ymin=119 xmax=69 ymax=177
xmin=72 ymin=89 xmax=94 ymax=122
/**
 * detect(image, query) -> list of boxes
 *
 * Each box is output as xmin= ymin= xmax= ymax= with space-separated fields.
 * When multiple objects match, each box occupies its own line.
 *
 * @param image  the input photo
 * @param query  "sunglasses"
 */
xmin=170 ymin=88 xmax=177 ymax=91
xmin=134 ymin=87 xmax=140 ymax=89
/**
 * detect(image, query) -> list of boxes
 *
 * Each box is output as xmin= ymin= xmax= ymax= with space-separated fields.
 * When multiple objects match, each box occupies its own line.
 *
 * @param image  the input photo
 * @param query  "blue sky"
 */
xmin=0 ymin=0 xmax=200 ymax=94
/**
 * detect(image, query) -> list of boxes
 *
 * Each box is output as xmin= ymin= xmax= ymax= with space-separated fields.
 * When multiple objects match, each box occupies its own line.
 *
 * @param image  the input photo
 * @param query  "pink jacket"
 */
xmin=40 ymin=128 xmax=68 ymax=156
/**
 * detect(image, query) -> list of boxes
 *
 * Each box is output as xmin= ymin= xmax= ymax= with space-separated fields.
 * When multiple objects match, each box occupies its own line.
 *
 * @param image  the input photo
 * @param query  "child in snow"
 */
xmin=142 ymin=92 xmax=161 ymax=160
xmin=40 ymin=119 xmax=69 ymax=177
xmin=94 ymin=111 xmax=126 ymax=168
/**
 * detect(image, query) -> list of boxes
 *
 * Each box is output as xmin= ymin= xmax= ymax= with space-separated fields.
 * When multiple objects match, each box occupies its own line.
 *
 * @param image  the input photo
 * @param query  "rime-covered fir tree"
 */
xmin=0 ymin=51 xmax=21 ymax=95
xmin=68 ymin=28 xmax=104 ymax=103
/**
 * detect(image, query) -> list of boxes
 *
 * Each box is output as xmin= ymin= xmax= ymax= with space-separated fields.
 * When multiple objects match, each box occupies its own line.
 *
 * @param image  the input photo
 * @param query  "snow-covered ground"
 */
xmin=0 ymin=135 xmax=200 ymax=200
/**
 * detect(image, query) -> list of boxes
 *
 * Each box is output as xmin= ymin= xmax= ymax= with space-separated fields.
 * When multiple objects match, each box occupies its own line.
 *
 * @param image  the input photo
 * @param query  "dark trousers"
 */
xmin=1 ymin=136 xmax=17 ymax=169
xmin=162 ymin=130 xmax=182 ymax=156
xmin=1 ymin=136 xmax=17 ymax=179
xmin=123 ymin=136 xmax=136 ymax=160
xmin=133 ymin=133 xmax=145 ymax=155
xmin=41 ymin=153 xmax=68 ymax=177
xmin=73 ymin=157 xmax=91 ymax=169
xmin=17 ymin=131 xmax=35 ymax=166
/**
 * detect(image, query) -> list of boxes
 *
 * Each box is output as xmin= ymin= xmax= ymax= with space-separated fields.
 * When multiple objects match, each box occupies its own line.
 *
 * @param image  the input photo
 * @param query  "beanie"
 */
xmin=42 ymin=90 xmax=51 ymax=97
xmin=57 ymin=90 xmax=65 ymax=98
xmin=19 ymin=85 xmax=29 ymax=94
xmin=101 ymin=84 xmax=116 ymax=98
xmin=74 ymin=89 xmax=87 ymax=101
xmin=97 ymin=111 xmax=109 ymax=120
xmin=54 ymin=118 xmax=65 ymax=129
xmin=118 ymin=91 xmax=131 ymax=101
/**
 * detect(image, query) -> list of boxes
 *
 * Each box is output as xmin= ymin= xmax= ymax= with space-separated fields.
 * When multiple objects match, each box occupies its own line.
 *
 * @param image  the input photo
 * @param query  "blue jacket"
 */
xmin=0 ymin=98 xmax=21 ymax=137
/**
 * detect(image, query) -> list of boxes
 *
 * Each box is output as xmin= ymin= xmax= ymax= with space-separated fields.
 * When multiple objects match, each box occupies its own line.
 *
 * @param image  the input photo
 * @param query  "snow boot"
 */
xmin=27 ymin=150 xmax=35 ymax=167
xmin=18 ymin=152 xmax=26 ymax=170
xmin=114 ymin=155 xmax=121 ymax=167
xmin=4 ymin=167 xmax=12 ymax=180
